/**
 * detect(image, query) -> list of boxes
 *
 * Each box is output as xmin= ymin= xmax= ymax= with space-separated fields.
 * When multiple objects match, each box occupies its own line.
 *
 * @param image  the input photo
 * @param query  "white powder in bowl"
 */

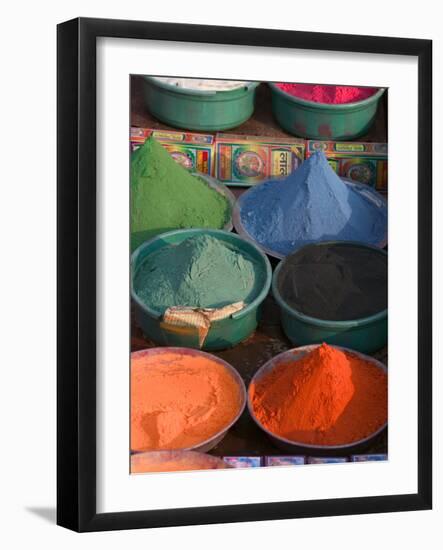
xmin=151 ymin=77 xmax=252 ymax=91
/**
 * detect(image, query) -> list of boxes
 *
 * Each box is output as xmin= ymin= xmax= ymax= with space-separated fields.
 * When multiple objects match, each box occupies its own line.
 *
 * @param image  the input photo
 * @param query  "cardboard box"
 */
xmin=306 ymin=140 xmax=388 ymax=194
xmin=130 ymin=127 xmax=215 ymax=176
xmin=223 ymin=456 xmax=263 ymax=468
xmin=216 ymin=133 xmax=305 ymax=186
xmin=351 ymin=454 xmax=388 ymax=462
xmin=265 ymin=456 xmax=305 ymax=466
xmin=307 ymin=457 xmax=349 ymax=464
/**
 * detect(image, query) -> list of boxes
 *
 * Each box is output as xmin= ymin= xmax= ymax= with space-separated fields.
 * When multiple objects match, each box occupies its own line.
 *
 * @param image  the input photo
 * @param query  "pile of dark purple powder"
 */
xmin=276 ymin=243 xmax=387 ymax=321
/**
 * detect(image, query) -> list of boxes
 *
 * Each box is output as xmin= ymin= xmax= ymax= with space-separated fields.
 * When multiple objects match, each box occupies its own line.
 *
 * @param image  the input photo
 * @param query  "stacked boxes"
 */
xmin=220 ymin=456 xmax=386 ymax=467
xmin=306 ymin=141 xmax=388 ymax=194
xmin=130 ymin=129 xmax=388 ymax=195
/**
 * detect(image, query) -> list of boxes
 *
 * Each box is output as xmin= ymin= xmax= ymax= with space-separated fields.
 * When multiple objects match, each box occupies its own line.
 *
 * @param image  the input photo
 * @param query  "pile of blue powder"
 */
xmin=239 ymin=151 xmax=387 ymax=256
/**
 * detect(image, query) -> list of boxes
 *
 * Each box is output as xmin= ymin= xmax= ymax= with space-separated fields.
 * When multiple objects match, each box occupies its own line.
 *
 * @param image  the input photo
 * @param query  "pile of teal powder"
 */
xmin=133 ymin=235 xmax=264 ymax=313
xmin=239 ymin=151 xmax=387 ymax=256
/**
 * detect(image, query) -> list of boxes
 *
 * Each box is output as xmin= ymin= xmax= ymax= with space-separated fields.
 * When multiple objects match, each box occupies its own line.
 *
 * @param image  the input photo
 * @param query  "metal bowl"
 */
xmin=131 ymin=347 xmax=246 ymax=453
xmin=131 ymin=450 xmax=231 ymax=474
xmin=247 ymin=344 xmax=387 ymax=455
xmin=233 ymin=177 xmax=387 ymax=260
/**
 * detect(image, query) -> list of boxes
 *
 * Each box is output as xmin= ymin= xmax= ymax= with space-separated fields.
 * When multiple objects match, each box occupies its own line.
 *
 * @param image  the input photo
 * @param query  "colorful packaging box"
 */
xmin=265 ymin=456 xmax=305 ymax=466
xmin=306 ymin=141 xmax=388 ymax=194
xmin=216 ymin=133 xmax=305 ymax=186
xmin=351 ymin=454 xmax=388 ymax=462
xmin=307 ymin=457 xmax=349 ymax=464
xmin=130 ymin=127 xmax=215 ymax=176
xmin=223 ymin=456 xmax=263 ymax=468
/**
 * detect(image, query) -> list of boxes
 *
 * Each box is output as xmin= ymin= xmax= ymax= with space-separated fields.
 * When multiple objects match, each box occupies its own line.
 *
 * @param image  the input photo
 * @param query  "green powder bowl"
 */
xmin=131 ymin=229 xmax=272 ymax=351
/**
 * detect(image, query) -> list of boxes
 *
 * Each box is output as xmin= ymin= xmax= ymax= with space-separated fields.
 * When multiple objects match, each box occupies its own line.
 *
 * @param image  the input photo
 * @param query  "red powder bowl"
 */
xmin=275 ymin=83 xmax=379 ymax=105
xmin=247 ymin=344 xmax=387 ymax=454
xmin=268 ymin=82 xmax=385 ymax=139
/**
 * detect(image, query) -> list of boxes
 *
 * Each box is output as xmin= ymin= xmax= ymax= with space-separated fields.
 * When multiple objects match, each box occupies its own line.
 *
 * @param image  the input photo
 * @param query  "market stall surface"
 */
xmin=130 ymin=76 xmax=388 ymax=461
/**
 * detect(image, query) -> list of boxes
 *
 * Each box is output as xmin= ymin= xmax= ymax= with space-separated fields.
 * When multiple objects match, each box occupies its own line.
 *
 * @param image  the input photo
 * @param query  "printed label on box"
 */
xmin=307 ymin=140 xmax=388 ymax=193
xmin=351 ymin=454 xmax=388 ymax=462
xmin=265 ymin=456 xmax=305 ymax=466
xmin=216 ymin=135 xmax=305 ymax=186
xmin=307 ymin=457 xmax=349 ymax=464
xmin=130 ymin=127 xmax=215 ymax=176
xmin=223 ymin=456 xmax=263 ymax=468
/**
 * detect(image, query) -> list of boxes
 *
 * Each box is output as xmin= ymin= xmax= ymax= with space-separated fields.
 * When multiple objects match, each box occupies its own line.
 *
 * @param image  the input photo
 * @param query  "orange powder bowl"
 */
xmin=131 ymin=347 xmax=246 ymax=453
xmin=247 ymin=344 xmax=387 ymax=454
xmin=131 ymin=450 xmax=231 ymax=474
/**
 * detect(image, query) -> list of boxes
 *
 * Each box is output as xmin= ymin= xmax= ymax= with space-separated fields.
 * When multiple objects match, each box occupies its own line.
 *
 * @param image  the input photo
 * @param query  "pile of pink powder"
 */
xmin=276 ymin=83 xmax=378 ymax=104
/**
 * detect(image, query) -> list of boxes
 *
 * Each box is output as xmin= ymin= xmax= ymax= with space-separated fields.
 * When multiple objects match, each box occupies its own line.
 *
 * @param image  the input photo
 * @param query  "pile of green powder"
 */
xmin=131 ymin=136 xmax=231 ymax=251
xmin=133 ymin=235 xmax=264 ymax=313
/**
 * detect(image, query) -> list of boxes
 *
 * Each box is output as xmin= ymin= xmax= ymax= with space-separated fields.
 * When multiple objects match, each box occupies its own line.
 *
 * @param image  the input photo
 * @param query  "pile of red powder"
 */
xmin=276 ymin=83 xmax=378 ymax=104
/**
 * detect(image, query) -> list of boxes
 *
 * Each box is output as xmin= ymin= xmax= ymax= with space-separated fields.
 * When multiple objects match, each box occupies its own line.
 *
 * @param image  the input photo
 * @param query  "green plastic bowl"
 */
xmin=269 ymin=83 xmax=385 ymax=140
xmin=131 ymin=228 xmax=272 ymax=350
xmin=272 ymin=242 xmax=387 ymax=353
xmin=143 ymin=77 xmax=260 ymax=131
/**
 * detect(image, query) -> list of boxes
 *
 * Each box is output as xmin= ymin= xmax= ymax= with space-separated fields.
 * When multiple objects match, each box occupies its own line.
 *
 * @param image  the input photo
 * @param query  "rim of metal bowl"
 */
xmin=268 ymin=82 xmax=386 ymax=109
xmin=272 ymin=241 xmax=388 ymax=328
xmin=247 ymin=344 xmax=388 ymax=452
xmin=193 ymin=173 xmax=235 ymax=232
xmin=130 ymin=450 xmax=232 ymax=472
xmin=233 ymin=177 xmax=388 ymax=260
xmin=131 ymin=347 xmax=247 ymax=453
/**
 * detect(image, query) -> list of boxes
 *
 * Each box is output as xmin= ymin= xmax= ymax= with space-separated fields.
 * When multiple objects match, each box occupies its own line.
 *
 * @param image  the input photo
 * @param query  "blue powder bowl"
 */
xmin=233 ymin=177 xmax=387 ymax=260
xmin=272 ymin=242 xmax=387 ymax=353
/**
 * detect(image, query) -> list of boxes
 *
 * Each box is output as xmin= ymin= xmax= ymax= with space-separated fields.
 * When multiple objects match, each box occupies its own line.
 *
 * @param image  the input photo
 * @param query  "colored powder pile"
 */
xmin=152 ymin=77 xmax=249 ymax=91
xmin=131 ymin=136 xmax=231 ymax=251
xmin=276 ymin=83 xmax=378 ymax=104
xmin=131 ymin=350 xmax=243 ymax=451
xmin=277 ymin=243 xmax=387 ymax=321
xmin=133 ymin=234 xmax=263 ymax=313
xmin=240 ymin=151 xmax=387 ymax=256
xmin=131 ymin=451 xmax=230 ymax=473
xmin=250 ymin=343 xmax=387 ymax=446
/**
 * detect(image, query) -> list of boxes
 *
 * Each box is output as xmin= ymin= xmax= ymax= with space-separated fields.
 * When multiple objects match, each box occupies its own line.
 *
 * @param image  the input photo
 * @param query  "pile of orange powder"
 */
xmin=131 ymin=451 xmax=230 ymax=473
xmin=249 ymin=343 xmax=387 ymax=446
xmin=131 ymin=350 xmax=243 ymax=452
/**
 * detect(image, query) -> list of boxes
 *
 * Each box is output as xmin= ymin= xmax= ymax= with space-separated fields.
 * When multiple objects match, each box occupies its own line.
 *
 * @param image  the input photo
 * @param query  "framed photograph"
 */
xmin=57 ymin=17 xmax=432 ymax=532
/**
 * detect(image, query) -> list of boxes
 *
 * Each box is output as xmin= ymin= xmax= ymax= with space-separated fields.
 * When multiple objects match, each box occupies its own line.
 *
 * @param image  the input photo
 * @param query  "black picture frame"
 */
xmin=57 ymin=17 xmax=432 ymax=532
